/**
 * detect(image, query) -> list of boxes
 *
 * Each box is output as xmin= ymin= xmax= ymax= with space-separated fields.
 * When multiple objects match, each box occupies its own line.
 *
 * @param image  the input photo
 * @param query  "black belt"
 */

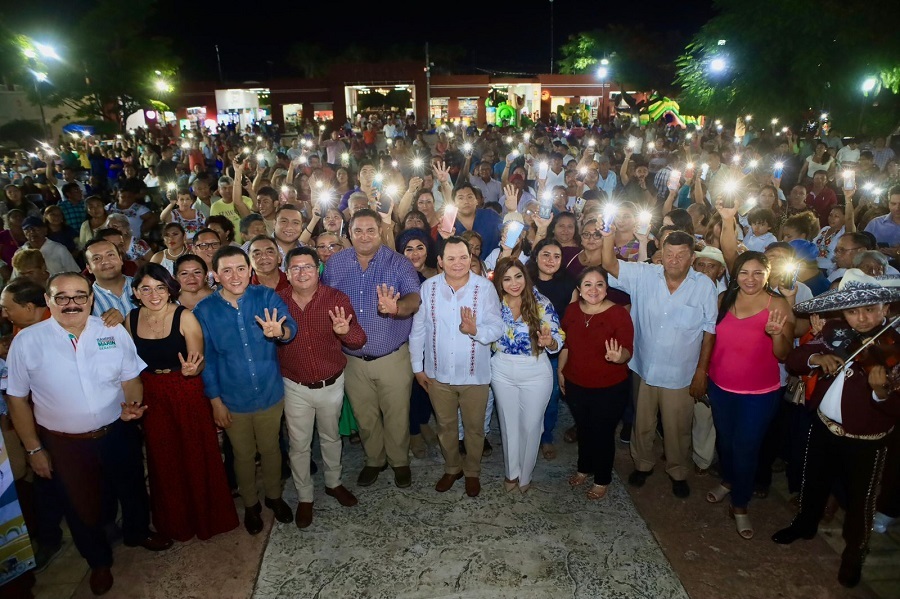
xmin=358 ymin=346 xmax=402 ymax=362
xmin=299 ymin=372 xmax=341 ymax=389
xmin=43 ymin=424 xmax=113 ymax=440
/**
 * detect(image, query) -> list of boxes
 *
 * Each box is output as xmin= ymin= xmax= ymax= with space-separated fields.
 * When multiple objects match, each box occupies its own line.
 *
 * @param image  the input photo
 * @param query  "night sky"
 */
xmin=12 ymin=0 xmax=715 ymax=82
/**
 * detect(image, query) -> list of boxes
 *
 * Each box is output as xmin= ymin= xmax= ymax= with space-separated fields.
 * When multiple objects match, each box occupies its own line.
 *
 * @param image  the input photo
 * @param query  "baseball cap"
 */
xmin=22 ymin=216 xmax=45 ymax=230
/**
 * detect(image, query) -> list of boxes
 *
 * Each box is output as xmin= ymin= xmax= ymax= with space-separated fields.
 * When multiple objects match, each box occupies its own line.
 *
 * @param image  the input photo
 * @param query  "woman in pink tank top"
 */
xmin=706 ymin=251 xmax=795 ymax=540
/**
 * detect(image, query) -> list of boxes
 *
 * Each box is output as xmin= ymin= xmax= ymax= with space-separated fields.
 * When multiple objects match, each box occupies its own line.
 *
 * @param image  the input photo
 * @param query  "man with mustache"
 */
xmin=6 ymin=273 xmax=172 ymax=596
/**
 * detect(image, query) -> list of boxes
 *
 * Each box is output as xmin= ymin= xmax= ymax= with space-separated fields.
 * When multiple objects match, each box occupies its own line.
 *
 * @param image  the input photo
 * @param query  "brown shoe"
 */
xmin=124 ymin=531 xmax=173 ymax=552
xmin=393 ymin=465 xmax=412 ymax=488
xmin=357 ymin=464 xmax=387 ymax=487
xmin=295 ymin=502 xmax=313 ymax=529
xmin=435 ymin=471 xmax=463 ymax=492
xmin=465 ymin=477 xmax=481 ymax=497
xmin=325 ymin=485 xmax=359 ymax=507
xmin=90 ymin=567 xmax=114 ymax=596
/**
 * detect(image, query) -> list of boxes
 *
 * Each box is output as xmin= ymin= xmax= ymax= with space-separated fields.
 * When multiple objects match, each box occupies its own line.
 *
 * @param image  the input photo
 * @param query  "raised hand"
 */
xmin=432 ymin=161 xmax=450 ymax=183
xmin=715 ymin=199 xmax=738 ymax=221
xmin=255 ymin=308 xmax=287 ymax=338
xmin=329 ymin=306 xmax=354 ymax=336
xmin=459 ymin=306 xmax=477 ymax=336
xmin=504 ymin=183 xmax=518 ymax=213
xmin=408 ymin=176 xmax=423 ymax=194
xmin=178 ymin=351 xmax=204 ymax=377
xmin=376 ymin=284 xmax=400 ymax=316
xmin=537 ymin=323 xmax=553 ymax=348
xmin=765 ymin=310 xmax=788 ymax=336
xmin=605 ymin=339 xmax=625 ymax=363
xmin=810 ymin=314 xmax=826 ymax=336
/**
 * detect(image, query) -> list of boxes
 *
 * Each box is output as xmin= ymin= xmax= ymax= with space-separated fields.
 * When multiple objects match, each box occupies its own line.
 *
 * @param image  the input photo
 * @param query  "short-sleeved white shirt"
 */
xmin=7 ymin=316 xmax=146 ymax=434
xmin=613 ymin=261 xmax=718 ymax=389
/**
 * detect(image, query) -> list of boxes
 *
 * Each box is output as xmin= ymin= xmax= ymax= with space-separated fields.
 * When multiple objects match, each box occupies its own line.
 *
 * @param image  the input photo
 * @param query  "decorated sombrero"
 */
xmin=793 ymin=268 xmax=900 ymax=314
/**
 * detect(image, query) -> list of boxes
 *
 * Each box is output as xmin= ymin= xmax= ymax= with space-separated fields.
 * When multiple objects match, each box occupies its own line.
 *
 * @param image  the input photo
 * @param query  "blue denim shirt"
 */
xmin=194 ymin=285 xmax=296 ymax=413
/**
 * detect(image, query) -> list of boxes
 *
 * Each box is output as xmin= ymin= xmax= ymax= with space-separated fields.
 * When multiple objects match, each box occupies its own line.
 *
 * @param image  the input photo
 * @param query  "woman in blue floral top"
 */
xmin=491 ymin=257 xmax=565 ymax=493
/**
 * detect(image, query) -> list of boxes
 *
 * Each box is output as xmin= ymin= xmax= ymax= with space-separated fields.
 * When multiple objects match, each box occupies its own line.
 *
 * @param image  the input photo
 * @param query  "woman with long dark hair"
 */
xmin=124 ymin=263 xmax=238 ymax=541
xmin=491 ymin=258 xmax=564 ymax=493
xmin=705 ymin=251 xmax=793 ymax=540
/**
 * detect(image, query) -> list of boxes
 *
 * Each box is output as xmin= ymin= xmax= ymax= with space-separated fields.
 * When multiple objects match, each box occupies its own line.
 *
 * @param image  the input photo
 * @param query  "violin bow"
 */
xmin=836 ymin=313 xmax=900 ymax=375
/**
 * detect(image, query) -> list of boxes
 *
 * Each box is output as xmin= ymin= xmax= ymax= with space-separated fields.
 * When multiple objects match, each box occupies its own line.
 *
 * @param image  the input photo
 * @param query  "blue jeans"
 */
xmin=708 ymin=381 xmax=781 ymax=509
xmin=541 ymin=355 xmax=562 ymax=444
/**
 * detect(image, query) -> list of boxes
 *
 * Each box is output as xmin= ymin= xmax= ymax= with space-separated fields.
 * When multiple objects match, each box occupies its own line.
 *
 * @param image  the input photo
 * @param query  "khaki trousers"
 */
xmin=283 ymin=376 xmax=345 ymax=503
xmin=630 ymin=379 xmax=694 ymax=481
xmin=344 ymin=344 xmax=413 ymax=468
xmin=225 ymin=400 xmax=284 ymax=507
xmin=429 ymin=381 xmax=489 ymax=477
xmin=692 ymin=402 xmax=717 ymax=470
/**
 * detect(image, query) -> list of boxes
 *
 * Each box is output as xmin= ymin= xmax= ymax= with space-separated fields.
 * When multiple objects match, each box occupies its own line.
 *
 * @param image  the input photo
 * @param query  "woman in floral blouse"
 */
xmin=491 ymin=257 xmax=565 ymax=493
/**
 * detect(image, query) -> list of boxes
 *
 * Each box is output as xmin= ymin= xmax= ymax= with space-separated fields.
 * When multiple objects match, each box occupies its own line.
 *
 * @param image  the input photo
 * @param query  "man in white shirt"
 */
xmin=6 ymin=273 xmax=172 ymax=596
xmin=409 ymin=238 xmax=503 ymax=497
xmin=602 ymin=229 xmax=717 ymax=499
xmin=85 ymin=239 xmax=133 ymax=326
xmin=17 ymin=217 xmax=80 ymax=276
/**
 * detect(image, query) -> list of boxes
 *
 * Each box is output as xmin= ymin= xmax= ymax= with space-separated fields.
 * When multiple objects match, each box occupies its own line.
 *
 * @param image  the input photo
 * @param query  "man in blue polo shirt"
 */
xmin=439 ymin=184 xmax=501 ymax=261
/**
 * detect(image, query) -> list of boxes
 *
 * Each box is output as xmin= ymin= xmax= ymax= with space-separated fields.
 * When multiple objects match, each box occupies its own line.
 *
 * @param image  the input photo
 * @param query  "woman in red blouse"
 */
xmin=558 ymin=266 xmax=635 ymax=500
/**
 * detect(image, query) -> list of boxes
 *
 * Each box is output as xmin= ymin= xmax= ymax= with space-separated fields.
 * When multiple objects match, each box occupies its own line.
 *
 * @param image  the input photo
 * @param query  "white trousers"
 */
xmin=283 ymin=375 xmax=345 ymax=503
xmin=491 ymin=352 xmax=553 ymax=486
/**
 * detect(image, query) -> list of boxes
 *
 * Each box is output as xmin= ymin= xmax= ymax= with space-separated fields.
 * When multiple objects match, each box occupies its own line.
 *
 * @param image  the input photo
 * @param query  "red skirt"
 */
xmin=141 ymin=371 xmax=238 ymax=542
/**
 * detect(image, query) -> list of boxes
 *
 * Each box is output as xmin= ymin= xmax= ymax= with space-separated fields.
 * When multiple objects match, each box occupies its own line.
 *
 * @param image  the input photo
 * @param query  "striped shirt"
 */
xmin=92 ymin=276 xmax=135 ymax=317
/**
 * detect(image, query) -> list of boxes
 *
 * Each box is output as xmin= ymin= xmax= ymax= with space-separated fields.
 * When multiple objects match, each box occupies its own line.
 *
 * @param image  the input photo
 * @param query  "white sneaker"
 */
xmin=873 ymin=512 xmax=896 ymax=534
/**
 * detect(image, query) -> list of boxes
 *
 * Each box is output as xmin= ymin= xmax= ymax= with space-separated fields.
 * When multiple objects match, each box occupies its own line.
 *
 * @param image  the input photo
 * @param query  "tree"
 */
xmin=557 ymin=25 xmax=686 ymax=93
xmin=286 ymin=42 xmax=329 ymax=78
xmin=7 ymin=0 xmax=180 ymax=126
xmin=675 ymin=0 xmax=900 ymax=133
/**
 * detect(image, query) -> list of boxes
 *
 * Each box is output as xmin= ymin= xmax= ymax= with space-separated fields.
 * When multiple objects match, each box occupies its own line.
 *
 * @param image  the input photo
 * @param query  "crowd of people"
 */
xmin=0 ymin=111 xmax=898 ymax=596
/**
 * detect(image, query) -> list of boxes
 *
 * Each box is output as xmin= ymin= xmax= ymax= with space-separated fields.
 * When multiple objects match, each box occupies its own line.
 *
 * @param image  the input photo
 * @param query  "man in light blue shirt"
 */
xmin=864 ymin=187 xmax=900 ymax=250
xmin=85 ymin=239 xmax=133 ymax=326
xmin=194 ymin=245 xmax=298 ymax=535
xmin=602 ymin=229 xmax=717 ymax=498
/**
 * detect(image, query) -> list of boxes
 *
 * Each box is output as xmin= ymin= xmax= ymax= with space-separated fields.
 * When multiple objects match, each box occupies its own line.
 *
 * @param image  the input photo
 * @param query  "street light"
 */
xmin=155 ymin=79 xmax=170 ymax=92
xmin=710 ymin=58 xmax=727 ymax=73
xmin=597 ymin=58 xmax=611 ymax=123
xmin=862 ymin=77 xmax=878 ymax=93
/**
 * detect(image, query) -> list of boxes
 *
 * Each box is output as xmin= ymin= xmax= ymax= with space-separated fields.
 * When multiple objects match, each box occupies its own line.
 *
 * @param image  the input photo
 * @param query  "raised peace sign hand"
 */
xmin=376 ymin=284 xmax=400 ymax=317
xmin=537 ymin=323 xmax=554 ymax=349
xmin=255 ymin=308 xmax=287 ymax=338
xmin=765 ymin=310 xmax=788 ymax=337
xmin=178 ymin=351 xmax=204 ymax=377
xmin=605 ymin=339 xmax=626 ymax=363
xmin=329 ymin=306 xmax=354 ymax=336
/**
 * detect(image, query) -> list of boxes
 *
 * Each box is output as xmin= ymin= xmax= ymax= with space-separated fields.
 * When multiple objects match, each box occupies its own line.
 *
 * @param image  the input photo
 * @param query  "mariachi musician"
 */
xmin=773 ymin=268 xmax=900 ymax=589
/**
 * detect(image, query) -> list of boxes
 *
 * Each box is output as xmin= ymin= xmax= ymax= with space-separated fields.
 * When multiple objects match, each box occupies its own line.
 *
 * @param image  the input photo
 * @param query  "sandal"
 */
xmin=586 ymin=484 xmax=608 ymax=500
xmin=541 ymin=443 xmax=557 ymax=460
xmin=504 ymin=478 xmax=519 ymax=492
xmin=729 ymin=506 xmax=754 ymax=540
xmin=568 ymin=472 xmax=590 ymax=487
xmin=706 ymin=484 xmax=731 ymax=504
xmin=563 ymin=426 xmax=577 ymax=443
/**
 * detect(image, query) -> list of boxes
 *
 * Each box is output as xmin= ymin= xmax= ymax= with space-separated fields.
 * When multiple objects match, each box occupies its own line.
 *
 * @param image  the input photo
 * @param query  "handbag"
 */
xmin=785 ymin=375 xmax=806 ymax=405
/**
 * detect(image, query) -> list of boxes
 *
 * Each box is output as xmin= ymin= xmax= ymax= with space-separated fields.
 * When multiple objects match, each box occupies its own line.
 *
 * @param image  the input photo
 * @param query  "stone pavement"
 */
xmin=31 ymin=407 xmax=900 ymax=598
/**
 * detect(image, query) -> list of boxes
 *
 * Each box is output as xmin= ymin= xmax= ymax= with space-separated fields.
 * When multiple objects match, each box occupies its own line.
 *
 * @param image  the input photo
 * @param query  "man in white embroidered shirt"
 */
xmin=409 ymin=237 xmax=503 ymax=497
xmin=5 ymin=273 xmax=172 ymax=596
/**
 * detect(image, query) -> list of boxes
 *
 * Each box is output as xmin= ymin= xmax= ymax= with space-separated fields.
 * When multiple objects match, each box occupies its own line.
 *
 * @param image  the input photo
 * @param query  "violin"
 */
xmin=826 ymin=315 xmax=900 ymax=387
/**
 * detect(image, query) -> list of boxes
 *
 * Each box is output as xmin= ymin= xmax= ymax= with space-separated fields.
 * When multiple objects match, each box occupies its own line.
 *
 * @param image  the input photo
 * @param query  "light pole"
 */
xmin=155 ymin=76 xmax=171 ymax=126
xmin=23 ymin=44 xmax=59 ymax=139
xmin=597 ymin=58 xmax=610 ymax=124
xmin=859 ymin=76 xmax=878 ymax=133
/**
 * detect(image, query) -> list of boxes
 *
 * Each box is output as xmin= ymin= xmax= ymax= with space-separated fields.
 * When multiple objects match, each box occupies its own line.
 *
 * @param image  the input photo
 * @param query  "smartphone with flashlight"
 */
xmin=440 ymin=204 xmax=459 ymax=233
xmin=573 ymin=197 xmax=586 ymax=216
xmin=503 ymin=220 xmax=525 ymax=248
xmin=538 ymin=161 xmax=549 ymax=180
xmin=842 ymin=170 xmax=856 ymax=191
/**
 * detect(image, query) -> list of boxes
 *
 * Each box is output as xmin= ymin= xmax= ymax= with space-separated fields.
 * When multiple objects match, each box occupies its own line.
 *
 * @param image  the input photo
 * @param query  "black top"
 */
xmin=534 ymin=273 xmax=577 ymax=320
xmin=130 ymin=305 xmax=189 ymax=371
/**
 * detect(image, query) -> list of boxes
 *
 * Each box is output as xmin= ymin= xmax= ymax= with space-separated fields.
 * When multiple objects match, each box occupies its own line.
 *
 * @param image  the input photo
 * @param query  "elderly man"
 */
xmin=7 ymin=273 xmax=171 ymax=596
xmin=409 ymin=237 xmax=503 ymax=497
xmin=16 ymin=217 xmax=80 ymax=276
xmin=278 ymin=247 xmax=366 ymax=528
xmin=602 ymin=227 xmax=717 ymax=498
xmin=468 ymin=161 xmax=503 ymax=207
xmin=194 ymin=246 xmax=297 ymax=535
xmin=84 ymin=239 xmax=133 ymax=327
xmin=248 ymin=235 xmax=289 ymax=291
xmin=322 ymin=209 xmax=421 ymax=488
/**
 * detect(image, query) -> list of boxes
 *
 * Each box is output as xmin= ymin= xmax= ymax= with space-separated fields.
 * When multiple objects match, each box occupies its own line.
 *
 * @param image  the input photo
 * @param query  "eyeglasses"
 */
xmin=581 ymin=231 xmax=603 ymax=240
xmin=288 ymin=264 xmax=318 ymax=274
xmin=138 ymin=285 xmax=168 ymax=296
xmin=315 ymin=243 xmax=341 ymax=251
xmin=53 ymin=294 xmax=89 ymax=306
xmin=195 ymin=242 xmax=221 ymax=250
